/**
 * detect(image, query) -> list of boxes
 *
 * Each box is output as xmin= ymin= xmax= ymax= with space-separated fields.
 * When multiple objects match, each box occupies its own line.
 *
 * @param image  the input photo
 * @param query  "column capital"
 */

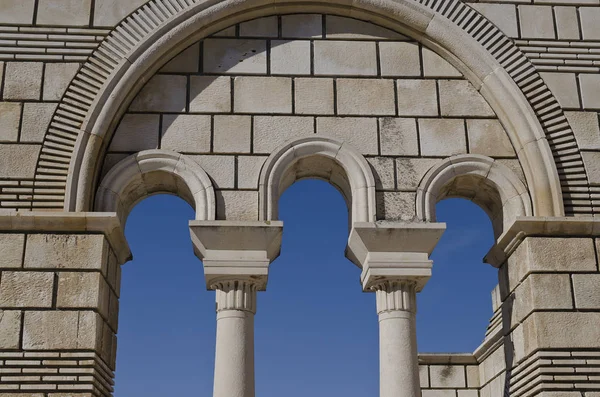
xmin=346 ymin=222 xmax=446 ymax=292
xmin=189 ymin=220 xmax=284 ymax=291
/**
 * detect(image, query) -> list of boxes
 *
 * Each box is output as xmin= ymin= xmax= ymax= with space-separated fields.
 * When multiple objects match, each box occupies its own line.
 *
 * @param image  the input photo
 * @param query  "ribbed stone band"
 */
xmin=372 ymin=280 xmax=417 ymax=315
xmin=212 ymin=280 xmax=258 ymax=314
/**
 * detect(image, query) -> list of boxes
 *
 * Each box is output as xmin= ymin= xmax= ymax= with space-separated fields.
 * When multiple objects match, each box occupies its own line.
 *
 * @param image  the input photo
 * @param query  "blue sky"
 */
xmin=114 ymin=179 xmax=497 ymax=396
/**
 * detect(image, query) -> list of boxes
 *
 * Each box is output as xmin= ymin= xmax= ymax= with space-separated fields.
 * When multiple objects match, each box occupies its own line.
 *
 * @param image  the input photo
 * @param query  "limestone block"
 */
xmin=214 ymin=115 xmax=252 ymax=153
xmin=294 ymin=78 xmax=334 ymax=115
xmin=160 ymin=43 xmax=200 ymax=73
xmin=271 ymin=40 xmax=311 ymax=75
xmin=519 ymin=6 xmax=555 ymax=39
xmin=466 ymin=365 xmax=479 ymax=387
xmin=376 ymin=191 xmax=416 ymax=221
xmin=539 ymin=72 xmax=579 ymax=108
xmin=337 ymin=79 xmax=395 ymax=116
xmin=93 ymin=0 xmax=147 ymax=26
xmin=0 ymin=0 xmax=35 ymax=24
xmin=101 ymin=153 xmax=128 ymax=180
xmin=565 ymin=112 xmax=600 ymax=150
xmin=21 ymin=103 xmax=58 ymax=143
xmin=57 ymin=272 xmax=109 ymax=316
xmin=0 ymin=144 xmax=40 ymax=178
xmin=579 ymin=74 xmax=600 ymax=109
xmin=419 ymin=119 xmax=467 ymax=156
xmin=190 ymin=76 xmax=231 ymax=113
xmin=419 ymin=365 xmax=429 ymax=388
xmin=367 ymin=158 xmax=395 ymax=190
xmin=254 ymin=116 xmax=314 ymax=153
xmin=216 ymin=190 xmax=259 ymax=220
xmin=24 ymin=234 xmax=108 ymax=272
xmin=0 ymin=102 xmax=22 ymax=142
xmin=129 ymin=75 xmax=187 ymax=113
xmin=513 ymin=274 xmax=573 ymax=323
xmin=380 ymin=118 xmax=419 ymax=156
xmin=316 ymin=117 xmax=378 ymax=155
xmin=396 ymin=158 xmax=439 ymax=190
xmin=572 ymin=273 xmax=600 ymax=309
xmin=213 ymin=26 xmax=236 ymax=37
xmin=0 ymin=310 xmax=21 ymax=349
xmin=457 ymin=391 xmax=478 ymax=397
xmin=282 ymin=14 xmax=322 ymax=38
xmin=467 ymin=119 xmax=515 ymax=157
xmin=3 ymin=62 xmax=43 ymax=100
xmin=161 ymin=114 xmax=211 ymax=153
xmin=581 ymin=151 xmax=600 ymax=185
xmin=439 ymin=80 xmax=494 ymax=117
xmin=429 ymin=365 xmax=466 ymax=388
xmin=0 ymin=234 xmax=24 ymax=268
xmin=0 ymin=271 xmax=54 ymax=308
xmin=23 ymin=311 xmax=100 ymax=350
xmin=422 ymin=48 xmax=462 ymax=78
xmin=555 ymin=7 xmax=580 ymax=40
xmin=496 ymin=159 xmax=526 ymax=185
xmin=238 ymin=156 xmax=268 ymax=189
xmin=240 ymin=17 xmax=278 ymax=37
xmin=37 ymin=0 xmax=91 ymax=26
xmin=109 ymin=114 xmax=159 ymax=152
xmin=422 ymin=390 xmax=455 ymax=397
xmin=396 ymin=80 xmax=438 ymax=116
xmin=203 ymin=39 xmax=267 ymax=74
xmin=234 ymin=76 xmax=292 ymax=113
xmin=313 ymin=41 xmax=377 ymax=76
xmin=580 ymin=7 xmax=600 ymax=40
xmin=325 ymin=16 xmax=405 ymax=40
xmin=379 ymin=42 xmax=420 ymax=77
xmin=470 ymin=4 xmax=518 ymax=37
xmin=190 ymin=156 xmax=235 ymax=189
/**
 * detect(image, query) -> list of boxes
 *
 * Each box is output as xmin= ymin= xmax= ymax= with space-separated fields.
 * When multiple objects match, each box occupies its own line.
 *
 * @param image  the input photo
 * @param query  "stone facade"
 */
xmin=0 ymin=0 xmax=598 ymax=396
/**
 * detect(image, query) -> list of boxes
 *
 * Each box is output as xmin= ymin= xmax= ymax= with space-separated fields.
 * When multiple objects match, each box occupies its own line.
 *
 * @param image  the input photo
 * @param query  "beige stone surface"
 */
xmin=429 ymin=365 xmax=466 ymax=388
xmin=565 ymin=112 xmax=600 ymax=150
xmin=37 ymin=0 xmax=91 ymax=26
xmin=513 ymin=274 xmax=573 ymax=322
xmin=282 ymin=14 xmax=322 ymax=38
xmin=93 ymin=0 xmax=147 ymax=26
xmin=555 ymin=7 xmax=580 ymax=40
xmin=0 ymin=0 xmax=35 ymax=24
xmin=216 ymin=190 xmax=259 ymax=220
xmin=0 ymin=102 xmax=22 ymax=142
xmin=580 ymin=7 xmax=600 ymax=40
xmin=57 ymin=272 xmax=109 ymax=315
xmin=190 ymin=76 xmax=231 ymax=113
xmin=471 ymin=4 xmax=518 ymax=37
xmin=380 ymin=118 xmax=419 ymax=156
xmin=572 ymin=273 xmax=600 ymax=309
xmin=540 ymin=72 xmax=580 ymax=108
xmin=0 ymin=234 xmax=24 ymax=268
xmin=204 ymin=39 xmax=267 ymax=74
xmin=419 ymin=119 xmax=467 ymax=156
xmin=3 ymin=62 xmax=43 ymax=100
xmin=422 ymin=391 xmax=455 ymax=397
xmin=214 ymin=115 xmax=252 ymax=153
xmin=109 ymin=114 xmax=159 ymax=152
xmin=240 ymin=16 xmax=278 ymax=37
xmin=376 ymin=191 xmax=416 ymax=221
xmin=23 ymin=311 xmax=100 ymax=350
xmin=313 ymin=41 xmax=377 ymax=76
xmin=519 ymin=5 xmax=555 ymax=39
xmin=396 ymin=158 xmax=439 ymax=190
xmin=130 ymin=75 xmax=187 ymax=113
xmin=20 ymin=103 xmax=59 ymax=142
xmin=0 ymin=310 xmax=21 ymax=349
xmin=579 ymin=74 xmax=600 ymax=109
xmin=419 ymin=365 xmax=429 ymax=388
xmin=213 ymin=26 xmax=236 ymax=37
xmin=0 ymin=144 xmax=40 ymax=178
xmin=0 ymin=271 xmax=54 ymax=308
xmin=294 ymin=78 xmax=334 ymax=115
xmin=581 ymin=151 xmax=600 ymax=185
xmin=161 ymin=114 xmax=211 ymax=153
xmin=379 ymin=42 xmax=420 ymax=77
xmin=336 ymin=79 xmax=395 ymax=116
xmin=24 ymin=234 xmax=108 ymax=271
xmin=422 ymin=48 xmax=462 ymax=78
xmin=254 ymin=116 xmax=314 ymax=153
xmin=271 ymin=40 xmax=311 ymax=75
xmin=234 ymin=76 xmax=292 ymax=113
xmin=160 ymin=43 xmax=200 ymax=73
xmin=190 ymin=155 xmax=235 ymax=189
xmin=396 ymin=80 xmax=438 ymax=116
xmin=466 ymin=365 xmax=479 ymax=388
xmin=238 ymin=156 xmax=268 ymax=189
xmin=367 ymin=158 xmax=395 ymax=190
xmin=325 ymin=16 xmax=405 ymax=40
xmin=439 ymin=80 xmax=494 ymax=117
xmin=467 ymin=119 xmax=515 ymax=157
xmin=317 ymin=117 xmax=378 ymax=155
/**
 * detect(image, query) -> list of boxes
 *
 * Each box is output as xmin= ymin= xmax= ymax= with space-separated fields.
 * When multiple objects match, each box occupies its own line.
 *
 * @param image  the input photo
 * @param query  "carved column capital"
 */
xmin=371 ymin=279 xmax=417 ymax=314
xmin=211 ymin=279 xmax=258 ymax=313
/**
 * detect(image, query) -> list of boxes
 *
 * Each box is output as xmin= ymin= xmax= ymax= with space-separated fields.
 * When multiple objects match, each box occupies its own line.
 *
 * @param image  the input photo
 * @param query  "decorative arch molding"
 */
xmin=32 ymin=0 xmax=580 ymax=217
xmin=95 ymin=150 xmax=216 ymax=224
xmin=258 ymin=137 xmax=376 ymax=223
xmin=416 ymin=154 xmax=532 ymax=239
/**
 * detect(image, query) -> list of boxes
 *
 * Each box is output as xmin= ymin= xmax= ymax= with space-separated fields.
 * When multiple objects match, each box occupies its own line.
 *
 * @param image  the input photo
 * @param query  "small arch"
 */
xmin=95 ymin=150 xmax=216 ymax=224
xmin=416 ymin=154 xmax=532 ymax=239
xmin=259 ymin=137 xmax=376 ymax=223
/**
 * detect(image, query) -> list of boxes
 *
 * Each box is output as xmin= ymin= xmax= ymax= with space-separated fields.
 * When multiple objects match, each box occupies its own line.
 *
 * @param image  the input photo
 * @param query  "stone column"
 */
xmin=347 ymin=222 xmax=446 ymax=397
xmin=189 ymin=220 xmax=284 ymax=397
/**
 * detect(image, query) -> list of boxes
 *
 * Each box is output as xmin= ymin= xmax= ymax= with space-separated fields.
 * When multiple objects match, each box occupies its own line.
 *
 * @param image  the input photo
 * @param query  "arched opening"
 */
xmin=114 ymin=194 xmax=215 ymax=396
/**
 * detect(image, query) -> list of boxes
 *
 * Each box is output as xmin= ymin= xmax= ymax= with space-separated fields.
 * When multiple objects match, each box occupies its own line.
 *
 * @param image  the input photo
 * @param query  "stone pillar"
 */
xmin=189 ymin=220 xmax=283 ymax=397
xmin=347 ymin=222 xmax=446 ymax=397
